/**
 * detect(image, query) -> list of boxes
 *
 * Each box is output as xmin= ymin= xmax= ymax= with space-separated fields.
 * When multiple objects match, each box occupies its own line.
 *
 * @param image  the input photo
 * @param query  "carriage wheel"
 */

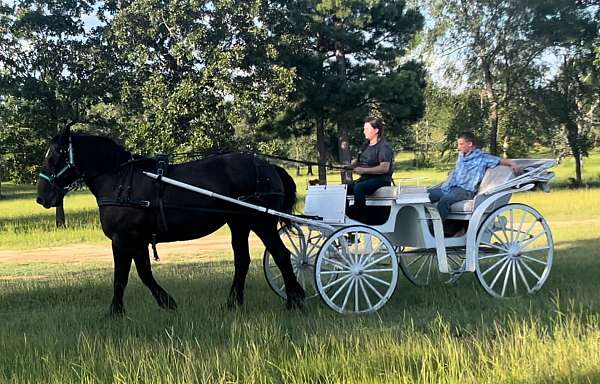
xmin=475 ymin=204 xmax=553 ymax=298
xmin=398 ymin=248 xmax=465 ymax=286
xmin=263 ymin=223 xmax=323 ymax=299
xmin=314 ymin=226 xmax=398 ymax=314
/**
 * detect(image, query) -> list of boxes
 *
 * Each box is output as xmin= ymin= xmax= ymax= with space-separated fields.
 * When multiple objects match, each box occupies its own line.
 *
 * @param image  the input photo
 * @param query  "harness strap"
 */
xmin=154 ymin=154 xmax=170 ymax=234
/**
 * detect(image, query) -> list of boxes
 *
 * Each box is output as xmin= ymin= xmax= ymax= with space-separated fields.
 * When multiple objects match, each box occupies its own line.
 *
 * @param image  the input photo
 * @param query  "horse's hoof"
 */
xmin=286 ymin=287 xmax=305 ymax=310
xmin=109 ymin=304 xmax=126 ymax=317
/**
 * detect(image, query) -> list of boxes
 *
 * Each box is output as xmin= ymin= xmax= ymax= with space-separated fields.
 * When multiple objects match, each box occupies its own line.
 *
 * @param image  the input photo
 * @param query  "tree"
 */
xmin=529 ymin=0 xmax=599 ymax=185
xmin=0 ymin=0 xmax=99 ymax=225
xmin=96 ymin=0 xmax=295 ymax=155
xmin=425 ymin=0 xmax=555 ymax=155
xmin=265 ymin=0 xmax=426 ymax=183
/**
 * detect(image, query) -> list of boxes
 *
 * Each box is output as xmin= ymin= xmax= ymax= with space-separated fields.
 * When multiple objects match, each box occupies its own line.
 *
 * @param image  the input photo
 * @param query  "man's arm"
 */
xmin=499 ymin=158 xmax=521 ymax=174
xmin=354 ymin=162 xmax=390 ymax=175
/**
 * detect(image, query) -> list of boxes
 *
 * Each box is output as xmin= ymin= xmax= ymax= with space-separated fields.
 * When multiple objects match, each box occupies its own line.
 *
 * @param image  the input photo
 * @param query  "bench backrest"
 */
xmin=477 ymin=165 xmax=514 ymax=195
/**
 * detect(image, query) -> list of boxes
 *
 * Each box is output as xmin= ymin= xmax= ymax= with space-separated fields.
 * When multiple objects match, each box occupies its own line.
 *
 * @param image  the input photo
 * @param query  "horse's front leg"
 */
xmin=227 ymin=221 xmax=251 ymax=308
xmin=133 ymin=244 xmax=177 ymax=310
xmin=110 ymin=235 xmax=133 ymax=315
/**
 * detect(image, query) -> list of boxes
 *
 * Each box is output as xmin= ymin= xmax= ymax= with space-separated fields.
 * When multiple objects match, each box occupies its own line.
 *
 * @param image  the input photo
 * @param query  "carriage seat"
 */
xmin=448 ymin=165 xmax=514 ymax=214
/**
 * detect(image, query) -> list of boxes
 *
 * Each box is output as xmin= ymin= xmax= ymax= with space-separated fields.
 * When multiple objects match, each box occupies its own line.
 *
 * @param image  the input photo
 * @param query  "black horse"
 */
xmin=36 ymin=127 xmax=305 ymax=314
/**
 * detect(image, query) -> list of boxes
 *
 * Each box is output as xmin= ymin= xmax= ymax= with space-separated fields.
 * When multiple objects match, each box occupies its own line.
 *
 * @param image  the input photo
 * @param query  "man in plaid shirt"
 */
xmin=428 ymin=132 xmax=520 ymax=234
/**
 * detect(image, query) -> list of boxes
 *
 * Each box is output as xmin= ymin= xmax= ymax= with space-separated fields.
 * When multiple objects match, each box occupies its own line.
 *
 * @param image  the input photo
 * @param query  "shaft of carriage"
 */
xmin=143 ymin=171 xmax=334 ymax=232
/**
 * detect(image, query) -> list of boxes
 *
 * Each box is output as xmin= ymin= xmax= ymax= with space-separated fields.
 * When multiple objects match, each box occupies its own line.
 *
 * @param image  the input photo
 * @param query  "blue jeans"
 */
xmin=347 ymin=176 xmax=391 ymax=210
xmin=428 ymin=186 xmax=474 ymax=221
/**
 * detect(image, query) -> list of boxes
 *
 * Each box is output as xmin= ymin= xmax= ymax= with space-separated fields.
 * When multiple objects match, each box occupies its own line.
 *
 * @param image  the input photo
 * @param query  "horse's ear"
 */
xmin=60 ymin=121 xmax=75 ymax=141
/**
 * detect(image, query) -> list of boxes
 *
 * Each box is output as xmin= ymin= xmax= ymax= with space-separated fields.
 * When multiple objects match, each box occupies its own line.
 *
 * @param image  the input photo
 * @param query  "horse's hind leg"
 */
xmin=253 ymin=220 xmax=305 ymax=309
xmin=132 ymin=243 xmax=177 ymax=310
xmin=110 ymin=236 xmax=133 ymax=315
xmin=227 ymin=221 xmax=251 ymax=307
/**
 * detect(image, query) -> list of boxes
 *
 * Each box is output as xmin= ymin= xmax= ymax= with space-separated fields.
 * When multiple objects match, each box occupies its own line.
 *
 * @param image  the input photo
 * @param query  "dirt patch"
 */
xmin=0 ymin=234 xmax=265 ymax=263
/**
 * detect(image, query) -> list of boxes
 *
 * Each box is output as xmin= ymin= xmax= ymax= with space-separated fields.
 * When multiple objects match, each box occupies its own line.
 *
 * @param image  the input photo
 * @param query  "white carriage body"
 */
xmin=304 ymin=159 xmax=557 ymax=274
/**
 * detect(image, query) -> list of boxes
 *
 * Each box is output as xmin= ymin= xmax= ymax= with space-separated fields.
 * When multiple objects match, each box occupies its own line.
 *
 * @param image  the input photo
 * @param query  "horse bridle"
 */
xmin=38 ymin=136 xmax=82 ymax=195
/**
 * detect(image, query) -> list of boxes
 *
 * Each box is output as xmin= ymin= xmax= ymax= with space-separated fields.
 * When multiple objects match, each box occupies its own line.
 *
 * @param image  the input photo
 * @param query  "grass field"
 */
xmin=0 ymin=154 xmax=599 ymax=383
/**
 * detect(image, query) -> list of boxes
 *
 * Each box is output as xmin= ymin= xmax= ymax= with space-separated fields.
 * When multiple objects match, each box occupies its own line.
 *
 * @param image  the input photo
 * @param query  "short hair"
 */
xmin=365 ymin=117 xmax=385 ymax=137
xmin=458 ymin=132 xmax=476 ymax=146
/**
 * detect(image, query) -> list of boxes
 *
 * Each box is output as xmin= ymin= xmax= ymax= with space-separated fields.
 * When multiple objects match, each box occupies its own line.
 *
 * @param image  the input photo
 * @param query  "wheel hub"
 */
xmin=507 ymin=243 xmax=520 ymax=258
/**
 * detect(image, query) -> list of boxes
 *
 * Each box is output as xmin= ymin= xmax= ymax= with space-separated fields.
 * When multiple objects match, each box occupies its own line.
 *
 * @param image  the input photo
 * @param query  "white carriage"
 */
xmin=263 ymin=159 xmax=557 ymax=313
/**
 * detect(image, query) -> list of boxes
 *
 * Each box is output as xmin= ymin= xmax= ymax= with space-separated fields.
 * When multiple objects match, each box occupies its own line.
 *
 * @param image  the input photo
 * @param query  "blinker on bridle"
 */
xmin=39 ymin=136 xmax=81 ymax=194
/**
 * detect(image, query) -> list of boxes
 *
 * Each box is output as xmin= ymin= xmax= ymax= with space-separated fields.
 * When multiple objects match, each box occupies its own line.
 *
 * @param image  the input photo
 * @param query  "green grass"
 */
xmin=0 ymin=154 xmax=599 ymax=382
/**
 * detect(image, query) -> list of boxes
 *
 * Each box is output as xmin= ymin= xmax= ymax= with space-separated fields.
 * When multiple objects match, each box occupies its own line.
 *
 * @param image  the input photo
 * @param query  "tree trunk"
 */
xmin=316 ymin=118 xmax=327 ymax=185
xmin=56 ymin=200 xmax=66 ymax=228
xmin=565 ymin=122 xmax=582 ymax=187
xmin=481 ymin=58 xmax=499 ymax=155
xmin=307 ymin=165 xmax=313 ymax=176
xmin=335 ymin=42 xmax=352 ymax=183
xmin=574 ymin=150 xmax=582 ymax=186
xmin=0 ymin=159 xmax=3 ymax=199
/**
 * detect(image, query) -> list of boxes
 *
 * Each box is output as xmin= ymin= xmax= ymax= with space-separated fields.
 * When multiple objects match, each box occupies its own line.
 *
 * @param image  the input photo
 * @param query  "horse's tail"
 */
xmin=274 ymin=165 xmax=297 ymax=226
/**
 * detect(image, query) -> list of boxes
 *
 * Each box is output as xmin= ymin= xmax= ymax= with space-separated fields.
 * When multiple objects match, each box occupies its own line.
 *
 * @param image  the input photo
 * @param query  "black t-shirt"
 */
xmin=358 ymin=139 xmax=394 ymax=180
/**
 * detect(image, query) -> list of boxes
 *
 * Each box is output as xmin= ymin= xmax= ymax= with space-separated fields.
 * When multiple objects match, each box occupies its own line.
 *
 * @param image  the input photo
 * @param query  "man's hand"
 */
xmin=500 ymin=159 xmax=522 ymax=175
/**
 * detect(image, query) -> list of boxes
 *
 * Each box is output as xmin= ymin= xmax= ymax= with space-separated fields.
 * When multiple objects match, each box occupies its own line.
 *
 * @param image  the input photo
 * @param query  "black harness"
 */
xmin=97 ymin=153 xmax=285 ymax=261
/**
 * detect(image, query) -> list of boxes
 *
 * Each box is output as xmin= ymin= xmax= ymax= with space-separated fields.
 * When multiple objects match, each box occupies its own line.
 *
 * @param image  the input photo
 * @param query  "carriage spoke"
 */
xmin=354 ymin=277 xmax=360 ymax=312
xmin=479 ymin=252 xmax=510 ymax=260
xmin=413 ymin=254 xmax=431 ymax=280
xmin=362 ymin=278 xmax=384 ymax=300
xmin=516 ymin=259 xmax=532 ymax=292
xmin=362 ymin=252 xmax=390 ymax=270
xmin=363 ymin=268 xmax=394 ymax=273
xmin=520 ymin=254 xmax=547 ymax=266
xmin=341 ymin=279 xmax=356 ymax=312
xmin=480 ymin=241 xmax=508 ymax=252
xmin=405 ymin=254 xmax=426 ymax=267
xmin=321 ymin=273 xmax=352 ymax=291
xmin=515 ymin=211 xmax=527 ymax=242
xmin=484 ymin=226 xmax=508 ymax=246
xmin=426 ymin=253 xmax=433 ymax=284
xmin=518 ymin=259 xmax=542 ymax=281
xmin=284 ymin=231 xmax=302 ymax=256
xmin=364 ymin=273 xmax=392 ymax=287
xmin=518 ymin=231 xmax=546 ymax=250
xmin=481 ymin=256 xmax=509 ymax=277
xmin=328 ymin=275 xmax=355 ymax=301
xmin=501 ymin=224 xmax=511 ymax=245
xmin=509 ymin=209 xmax=514 ymax=242
xmin=520 ymin=246 xmax=550 ymax=254
xmin=331 ymin=246 xmax=353 ymax=267
xmin=322 ymin=256 xmax=350 ymax=270
xmin=320 ymin=270 xmax=350 ymax=275
xmin=489 ymin=258 xmax=511 ymax=289
xmin=360 ymin=242 xmax=385 ymax=268
xmin=358 ymin=278 xmax=373 ymax=309
xmin=512 ymin=259 xmax=518 ymax=294
xmin=501 ymin=259 xmax=513 ymax=297
xmin=521 ymin=219 xmax=539 ymax=242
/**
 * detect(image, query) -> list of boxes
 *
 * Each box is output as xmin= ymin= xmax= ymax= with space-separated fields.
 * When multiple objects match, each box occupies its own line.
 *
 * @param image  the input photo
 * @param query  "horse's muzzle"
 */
xmin=36 ymin=196 xmax=52 ymax=209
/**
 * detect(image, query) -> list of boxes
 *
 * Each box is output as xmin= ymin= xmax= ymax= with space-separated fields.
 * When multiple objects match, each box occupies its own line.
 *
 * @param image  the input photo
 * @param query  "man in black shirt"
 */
xmin=346 ymin=117 xmax=394 ymax=222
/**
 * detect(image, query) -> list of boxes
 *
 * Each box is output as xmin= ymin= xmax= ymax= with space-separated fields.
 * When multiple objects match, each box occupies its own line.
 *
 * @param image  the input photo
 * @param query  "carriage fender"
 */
xmin=464 ymin=184 xmax=535 ymax=272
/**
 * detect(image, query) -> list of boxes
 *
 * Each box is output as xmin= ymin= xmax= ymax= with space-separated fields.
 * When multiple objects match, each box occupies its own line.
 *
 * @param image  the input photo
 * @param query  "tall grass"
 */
xmin=1 ymin=153 xmax=599 ymax=382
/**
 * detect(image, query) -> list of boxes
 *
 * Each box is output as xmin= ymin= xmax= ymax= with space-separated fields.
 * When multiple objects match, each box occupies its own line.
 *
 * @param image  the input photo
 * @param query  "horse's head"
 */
xmin=36 ymin=125 xmax=82 ymax=208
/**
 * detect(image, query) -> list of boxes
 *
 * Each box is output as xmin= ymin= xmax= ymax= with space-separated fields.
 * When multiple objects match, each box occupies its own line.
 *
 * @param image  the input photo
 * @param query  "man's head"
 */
xmin=457 ymin=132 xmax=476 ymax=155
xmin=363 ymin=117 xmax=384 ymax=140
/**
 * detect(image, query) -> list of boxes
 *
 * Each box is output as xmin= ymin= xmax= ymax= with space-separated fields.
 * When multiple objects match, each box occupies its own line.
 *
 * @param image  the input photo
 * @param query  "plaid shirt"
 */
xmin=442 ymin=149 xmax=500 ymax=193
